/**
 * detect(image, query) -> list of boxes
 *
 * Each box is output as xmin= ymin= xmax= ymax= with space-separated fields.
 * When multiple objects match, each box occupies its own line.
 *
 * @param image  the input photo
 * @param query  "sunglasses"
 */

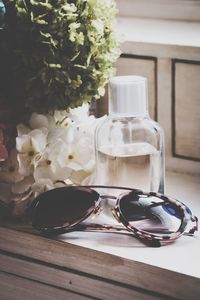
xmin=30 ymin=185 xmax=198 ymax=247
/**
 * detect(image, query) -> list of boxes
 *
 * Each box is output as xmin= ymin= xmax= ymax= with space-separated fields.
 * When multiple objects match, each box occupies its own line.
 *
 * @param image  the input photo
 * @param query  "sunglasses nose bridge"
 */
xmin=93 ymin=204 xmax=102 ymax=216
xmin=111 ymin=208 xmax=121 ymax=223
xmin=90 ymin=195 xmax=103 ymax=220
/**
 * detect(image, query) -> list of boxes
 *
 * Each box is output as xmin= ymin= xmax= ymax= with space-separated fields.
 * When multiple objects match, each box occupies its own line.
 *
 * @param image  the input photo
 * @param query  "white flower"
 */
xmin=68 ymin=103 xmax=90 ymax=124
xmin=29 ymin=112 xmax=49 ymax=129
xmin=33 ymin=142 xmax=72 ymax=183
xmin=7 ymin=108 xmax=102 ymax=197
xmin=29 ymin=111 xmax=73 ymax=131
xmin=68 ymin=103 xmax=104 ymax=137
xmin=32 ymin=178 xmax=55 ymax=195
xmin=17 ymin=124 xmax=31 ymax=136
xmin=47 ymin=126 xmax=74 ymax=145
xmin=57 ymin=129 xmax=95 ymax=185
xmin=78 ymin=115 xmax=107 ymax=138
xmin=16 ymin=129 xmax=47 ymax=176
xmin=53 ymin=110 xmax=71 ymax=127
xmin=70 ymin=169 xmax=91 ymax=185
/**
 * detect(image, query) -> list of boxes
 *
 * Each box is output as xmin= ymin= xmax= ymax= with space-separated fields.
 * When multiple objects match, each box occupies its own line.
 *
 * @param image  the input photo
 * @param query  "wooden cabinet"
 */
xmin=0 ymin=223 xmax=200 ymax=300
xmin=0 ymin=171 xmax=200 ymax=300
xmin=172 ymin=60 xmax=200 ymax=161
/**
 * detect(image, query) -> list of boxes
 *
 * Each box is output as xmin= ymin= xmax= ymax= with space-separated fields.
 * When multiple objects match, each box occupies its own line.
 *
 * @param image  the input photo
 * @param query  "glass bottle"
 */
xmin=94 ymin=76 xmax=165 ymax=196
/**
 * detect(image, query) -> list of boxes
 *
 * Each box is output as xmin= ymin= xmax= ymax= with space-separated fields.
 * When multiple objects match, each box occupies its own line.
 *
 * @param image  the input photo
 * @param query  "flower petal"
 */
xmin=16 ymin=135 xmax=31 ymax=153
xmin=32 ymin=178 xmax=54 ymax=194
xmin=68 ymin=103 xmax=89 ymax=124
xmin=17 ymin=153 xmax=32 ymax=176
xmin=33 ymin=164 xmax=55 ymax=181
xmin=70 ymin=170 xmax=91 ymax=185
xmin=30 ymin=129 xmax=47 ymax=152
xmin=17 ymin=124 xmax=30 ymax=136
xmin=29 ymin=113 xmax=49 ymax=129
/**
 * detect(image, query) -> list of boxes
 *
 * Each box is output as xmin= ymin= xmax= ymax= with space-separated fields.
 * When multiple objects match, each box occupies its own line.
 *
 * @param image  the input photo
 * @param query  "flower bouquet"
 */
xmin=0 ymin=0 xmax=120 ymax=217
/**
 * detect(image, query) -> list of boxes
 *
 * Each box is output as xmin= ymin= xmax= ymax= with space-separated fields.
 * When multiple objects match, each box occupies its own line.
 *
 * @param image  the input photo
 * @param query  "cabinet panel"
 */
xmin=173 ymin=60 xmax=200 ymax=161
xmin=0 ymin=271 xmax=89 ymax=300
xmin=0 ymin=253 xmax=159 ymax=300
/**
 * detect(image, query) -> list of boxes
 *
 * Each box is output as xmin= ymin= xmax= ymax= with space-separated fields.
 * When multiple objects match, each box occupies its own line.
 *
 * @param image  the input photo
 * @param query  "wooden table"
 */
xmin=0 ymin=172 xmax=200 ymax=300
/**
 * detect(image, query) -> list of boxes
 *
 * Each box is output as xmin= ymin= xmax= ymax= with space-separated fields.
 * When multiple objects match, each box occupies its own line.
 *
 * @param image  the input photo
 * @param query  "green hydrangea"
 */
xmin=0 ymin=0 xmax=120 ymax=114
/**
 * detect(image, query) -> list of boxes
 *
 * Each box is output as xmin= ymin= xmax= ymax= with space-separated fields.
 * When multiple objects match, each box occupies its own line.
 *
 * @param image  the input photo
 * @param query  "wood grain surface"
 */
xmin=0 ymin=221 xmax=199 ymax=300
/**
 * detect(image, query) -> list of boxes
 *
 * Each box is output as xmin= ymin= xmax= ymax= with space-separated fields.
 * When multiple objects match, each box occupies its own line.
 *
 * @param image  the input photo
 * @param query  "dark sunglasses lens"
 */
xmin=31 ymin=187 xmax=99 ymax=230
xmin=119 ymin=192 xmax=182 ymax=235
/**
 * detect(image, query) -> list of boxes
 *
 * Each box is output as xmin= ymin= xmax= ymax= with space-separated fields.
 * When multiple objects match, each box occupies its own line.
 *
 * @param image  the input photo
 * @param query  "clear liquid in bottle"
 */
xmin=96 ymin=142 xmax=163 ymax=193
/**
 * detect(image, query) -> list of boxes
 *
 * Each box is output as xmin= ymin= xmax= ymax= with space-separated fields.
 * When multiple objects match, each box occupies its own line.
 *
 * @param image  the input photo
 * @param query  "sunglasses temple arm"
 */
xmin=41 ymin=224 xmax=128 ymax=237
xmin=73 ymin=223 xmax=129 ymax=233
xmin=40 ymin=223 xmax=161 ymax=247
xmin=72 ymin=223 xmax=161 ymax=247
